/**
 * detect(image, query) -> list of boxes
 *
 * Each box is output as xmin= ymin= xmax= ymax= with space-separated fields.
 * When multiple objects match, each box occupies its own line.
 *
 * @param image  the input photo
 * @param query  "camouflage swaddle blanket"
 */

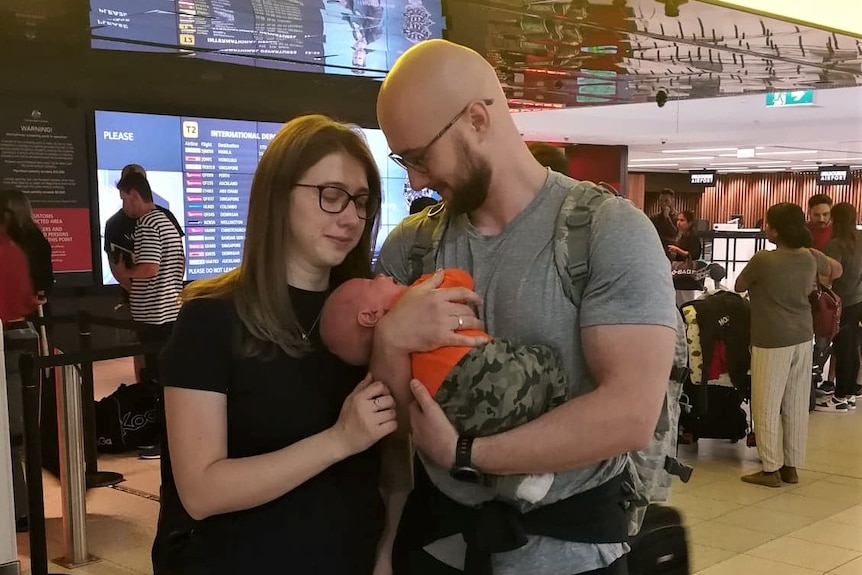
xmin=434 ymin=339 xmax=569 ymax=502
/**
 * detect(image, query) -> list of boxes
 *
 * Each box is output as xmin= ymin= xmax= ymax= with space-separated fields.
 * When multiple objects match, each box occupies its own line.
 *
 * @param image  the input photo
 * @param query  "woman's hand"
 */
xmin=376 ymin=270 xmax=488 ymax=354
xmin=330 ymin=374 xmax=397 ymax=458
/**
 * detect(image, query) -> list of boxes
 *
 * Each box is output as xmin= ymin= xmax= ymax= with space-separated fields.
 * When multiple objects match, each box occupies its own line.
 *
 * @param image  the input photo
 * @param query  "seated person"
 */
xmin=320 ymin=268 xmax=568 ymax=504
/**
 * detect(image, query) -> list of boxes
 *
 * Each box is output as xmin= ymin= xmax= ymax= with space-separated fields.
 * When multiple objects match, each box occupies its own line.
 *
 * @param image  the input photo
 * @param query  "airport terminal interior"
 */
xmin=2 ymin=0 xmax=862 ymax=574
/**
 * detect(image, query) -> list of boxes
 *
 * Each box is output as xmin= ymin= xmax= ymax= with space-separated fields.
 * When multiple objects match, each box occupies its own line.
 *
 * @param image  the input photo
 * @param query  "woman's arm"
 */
xmin=165 ymin=377 xmax=396 ymax=521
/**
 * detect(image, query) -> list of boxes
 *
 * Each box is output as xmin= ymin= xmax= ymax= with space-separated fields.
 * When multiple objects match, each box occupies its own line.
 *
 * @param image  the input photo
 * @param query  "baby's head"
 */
xmin=320 ymin=275 xmax=407 ymax=365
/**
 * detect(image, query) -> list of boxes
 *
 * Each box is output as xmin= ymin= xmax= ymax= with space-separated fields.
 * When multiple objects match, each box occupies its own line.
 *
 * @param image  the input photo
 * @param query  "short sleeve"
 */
xmin=160 ymin=298 xmax=234 ymax=394
xmin=813 ymin=249 xmax=831 ymax=276
xmin=375 ymin=217 xmax=421 ymax=284
xmin=579 ymin=199 xmax=677 ymax=329
xmin=134 ymin=220 xmax=162 ymax=265
xmin=737 ymin=250 xmax=764 ymax=287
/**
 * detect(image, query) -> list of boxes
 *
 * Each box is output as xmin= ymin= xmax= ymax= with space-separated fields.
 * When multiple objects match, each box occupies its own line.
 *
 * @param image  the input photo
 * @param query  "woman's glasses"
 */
xmin=295 ymin=184 xmax=379 ymax=221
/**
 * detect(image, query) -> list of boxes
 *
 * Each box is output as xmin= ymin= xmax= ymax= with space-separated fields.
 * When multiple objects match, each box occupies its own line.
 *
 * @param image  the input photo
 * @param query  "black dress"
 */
xmin=157 ymin=291 xmax=384 ymax=575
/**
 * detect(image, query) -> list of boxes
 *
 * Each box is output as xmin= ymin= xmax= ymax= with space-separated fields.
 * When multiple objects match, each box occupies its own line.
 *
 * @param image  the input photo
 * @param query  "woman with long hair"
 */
xmin=0 ymin=189 xmax=53 ymax=298
xmin=819 ymin=202 xmax=862 ymax=411
xmin=154 ymin=115 xmax=398 ymax=574
xmin=735 ymin=203 xmax=840 ymax=487
xmin=668 ymin=210 xmax=703 ymax=305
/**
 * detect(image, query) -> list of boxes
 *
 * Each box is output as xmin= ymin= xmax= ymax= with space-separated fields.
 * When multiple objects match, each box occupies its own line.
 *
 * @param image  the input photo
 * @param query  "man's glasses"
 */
xmin=295 ymin=184 xmax=379 ymax=221
xmin=388 ymin=98 xmax=494 ymax=174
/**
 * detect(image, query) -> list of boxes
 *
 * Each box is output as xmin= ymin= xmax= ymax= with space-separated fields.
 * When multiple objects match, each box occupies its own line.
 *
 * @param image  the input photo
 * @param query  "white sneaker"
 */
xmin=846 ymin=395 xmax=857 ymax=410
xmin=816 ymin=397 xmax=850 ymax=413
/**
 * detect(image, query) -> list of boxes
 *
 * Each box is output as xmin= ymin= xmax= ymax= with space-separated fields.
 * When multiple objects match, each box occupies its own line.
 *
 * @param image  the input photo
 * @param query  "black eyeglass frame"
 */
xmin=388 ymin=98 xmax=495 ymax=174
xmin=295 ymin=183 xmax=380 ymax=221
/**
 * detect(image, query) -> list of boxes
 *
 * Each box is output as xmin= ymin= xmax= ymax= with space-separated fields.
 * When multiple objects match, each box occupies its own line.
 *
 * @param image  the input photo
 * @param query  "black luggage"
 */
xmin=679 ymin=383 xmax=748 ymax=443
xmin=628 ymin=505 xmax=689 ymax=575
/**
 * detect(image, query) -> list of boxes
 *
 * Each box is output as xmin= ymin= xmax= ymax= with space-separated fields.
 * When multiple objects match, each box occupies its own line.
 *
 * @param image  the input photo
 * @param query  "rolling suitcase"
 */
xmin=628 ymin=505 xmax=689 ymax=575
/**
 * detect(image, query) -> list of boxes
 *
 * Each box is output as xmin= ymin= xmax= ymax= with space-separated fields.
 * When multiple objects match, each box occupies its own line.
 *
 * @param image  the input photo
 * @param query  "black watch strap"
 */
xmin=455 ymin=436 xmax=474 ymax=469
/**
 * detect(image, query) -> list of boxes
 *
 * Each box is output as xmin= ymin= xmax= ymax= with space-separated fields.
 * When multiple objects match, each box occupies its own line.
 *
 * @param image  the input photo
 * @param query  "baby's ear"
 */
xmin=357 ymin=308 xmax=385 ymax=328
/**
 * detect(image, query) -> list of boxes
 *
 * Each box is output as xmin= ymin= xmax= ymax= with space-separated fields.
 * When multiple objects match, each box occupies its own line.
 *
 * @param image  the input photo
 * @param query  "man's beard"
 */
xmin=444 ymin=140 xmax=491 ymax=216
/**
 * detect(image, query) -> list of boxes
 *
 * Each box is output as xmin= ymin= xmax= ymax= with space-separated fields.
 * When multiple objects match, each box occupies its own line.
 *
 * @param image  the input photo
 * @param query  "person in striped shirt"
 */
xmin=113 ymin=171 xmax=185 ymax=380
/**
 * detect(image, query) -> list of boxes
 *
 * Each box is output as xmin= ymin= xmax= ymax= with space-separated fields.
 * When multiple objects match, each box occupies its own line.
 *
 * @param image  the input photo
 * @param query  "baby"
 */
xmin=320 ymin=268 xmax=569 ymax=504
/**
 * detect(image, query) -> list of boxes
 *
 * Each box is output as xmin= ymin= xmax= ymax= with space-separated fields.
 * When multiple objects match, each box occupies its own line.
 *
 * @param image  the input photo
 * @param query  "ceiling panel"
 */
xmin=444 ymin=0 xmax=862 ymax=108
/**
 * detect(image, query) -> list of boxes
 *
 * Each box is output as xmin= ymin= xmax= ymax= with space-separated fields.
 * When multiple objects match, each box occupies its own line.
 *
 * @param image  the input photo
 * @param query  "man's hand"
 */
xmin=377 ymin=270 xmax=487 ymax=355
xmin=408 ymin=379 xmax=458 ymax=469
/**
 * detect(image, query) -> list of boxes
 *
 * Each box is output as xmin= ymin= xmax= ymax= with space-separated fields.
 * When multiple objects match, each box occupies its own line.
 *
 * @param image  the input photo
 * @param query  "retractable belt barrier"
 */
xmin=4 ymin=312 xmax=165 ymax=575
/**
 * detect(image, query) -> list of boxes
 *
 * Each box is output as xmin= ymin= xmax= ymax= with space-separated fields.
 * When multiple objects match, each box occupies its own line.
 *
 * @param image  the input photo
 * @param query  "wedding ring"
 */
xmin=457 ymin=316 xmax=464 ymax=329
xmin=373 ymin=397 xmax=381 ymax=408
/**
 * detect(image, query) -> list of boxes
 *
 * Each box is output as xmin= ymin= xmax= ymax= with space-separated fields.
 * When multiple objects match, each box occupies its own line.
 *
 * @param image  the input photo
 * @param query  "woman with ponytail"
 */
xmin=820 ymin=202 xmax=862 ymax=411
xmin=735 ymin=203 xmax=841 ymax=487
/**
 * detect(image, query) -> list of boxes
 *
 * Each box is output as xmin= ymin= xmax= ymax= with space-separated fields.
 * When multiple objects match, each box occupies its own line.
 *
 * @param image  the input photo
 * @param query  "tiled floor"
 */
xmin=13 ymin=358 xmax=862 ymax=574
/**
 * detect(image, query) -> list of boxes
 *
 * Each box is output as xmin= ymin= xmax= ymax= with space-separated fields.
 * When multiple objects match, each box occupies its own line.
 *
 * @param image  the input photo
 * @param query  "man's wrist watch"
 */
xmin=449 ymin=436 xmax=481 ymax=483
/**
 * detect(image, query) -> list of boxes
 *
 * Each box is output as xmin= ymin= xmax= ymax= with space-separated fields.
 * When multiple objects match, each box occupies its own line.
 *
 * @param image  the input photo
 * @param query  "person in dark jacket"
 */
xmin=669 ymin=210 xmax=703 ymax=306
xmin=0 ymin=189 xmax=53 ymax=298
xmin=650 ymin=188 xmax=678 ymax=260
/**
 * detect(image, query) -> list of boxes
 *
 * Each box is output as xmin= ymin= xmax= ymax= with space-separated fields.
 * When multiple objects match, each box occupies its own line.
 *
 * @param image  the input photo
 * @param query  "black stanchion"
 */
xmin=18 ymin=353 xmax=62 ymax=575
xmin=17 ymin=341 xmax=165 ymax=573
xmin=77 ymin=312 xmax=124 ymax=488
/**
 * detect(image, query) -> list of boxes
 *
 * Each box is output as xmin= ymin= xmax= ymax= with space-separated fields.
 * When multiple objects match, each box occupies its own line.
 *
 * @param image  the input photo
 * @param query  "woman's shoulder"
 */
xmin=177 ymin=296 xmax=237 ymax=327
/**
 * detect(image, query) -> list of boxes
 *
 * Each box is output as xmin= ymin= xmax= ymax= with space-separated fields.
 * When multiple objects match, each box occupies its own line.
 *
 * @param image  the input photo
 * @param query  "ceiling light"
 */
xmin=631 ymin=156 xmax=715 ymax=162
xmin=737 ymin=148 xmax=756 ymax=159
xmin=629 ymin=163 xmax=679 ymax=168
xmin=661 ymin=148 xmax=737 ymax=154
xmin=803 ymin=157 xmax=862 ymax=162
xmin=755 ymin=150 xmax=819 ymax=156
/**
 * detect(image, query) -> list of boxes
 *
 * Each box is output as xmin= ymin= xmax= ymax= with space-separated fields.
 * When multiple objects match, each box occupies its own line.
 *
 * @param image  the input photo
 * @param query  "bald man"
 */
xmin=371 ymin=40 xmax=676 ymax=575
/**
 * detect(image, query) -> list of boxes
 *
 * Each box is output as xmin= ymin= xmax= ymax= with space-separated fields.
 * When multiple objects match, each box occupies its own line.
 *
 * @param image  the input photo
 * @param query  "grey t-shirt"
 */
xmin=376 ymin=171 xmax=677 ymax=575
xmin=739 ymin=248 xmax=828 ymax=348
xmin=824 ymin=233 xmax=862 ymax=307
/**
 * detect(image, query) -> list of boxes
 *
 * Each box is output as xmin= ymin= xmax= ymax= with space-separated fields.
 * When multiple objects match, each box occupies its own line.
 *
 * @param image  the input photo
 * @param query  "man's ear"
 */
xmin=358 ymin=308 xmax=385 ymax=328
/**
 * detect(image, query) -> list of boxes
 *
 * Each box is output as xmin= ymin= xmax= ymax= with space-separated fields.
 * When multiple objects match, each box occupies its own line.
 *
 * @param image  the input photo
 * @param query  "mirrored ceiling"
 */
xmin=444 ymin=0 xmax=862 ymax=109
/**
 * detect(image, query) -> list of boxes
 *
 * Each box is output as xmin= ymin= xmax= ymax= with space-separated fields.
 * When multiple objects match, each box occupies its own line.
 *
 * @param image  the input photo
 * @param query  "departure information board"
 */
xmin=94 ymin=110 xmax=435 ymax=284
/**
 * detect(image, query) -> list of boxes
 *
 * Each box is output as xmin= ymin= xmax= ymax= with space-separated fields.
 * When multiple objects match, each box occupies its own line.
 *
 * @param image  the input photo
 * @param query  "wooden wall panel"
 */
xmin=642 ymin=171 xmax=862 ymax=224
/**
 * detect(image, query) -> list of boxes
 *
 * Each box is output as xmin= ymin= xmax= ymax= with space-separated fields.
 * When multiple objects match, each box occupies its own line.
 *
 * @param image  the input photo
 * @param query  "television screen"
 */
xmin=94 ymin=110 xmax=437 ymax=285
xmin=817 ymin=166 xmax=851 ymax=186
xmin=89 ymin=0 xmax=444 ymax=78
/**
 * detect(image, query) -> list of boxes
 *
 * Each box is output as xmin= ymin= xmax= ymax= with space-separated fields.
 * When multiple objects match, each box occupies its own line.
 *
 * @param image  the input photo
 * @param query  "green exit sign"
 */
xmin=766 ymin=90 xmax=815 ymax=107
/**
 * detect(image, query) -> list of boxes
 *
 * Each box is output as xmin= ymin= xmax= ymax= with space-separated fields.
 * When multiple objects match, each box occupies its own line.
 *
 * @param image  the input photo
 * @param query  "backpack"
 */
xmin=94 ymin=380 xmax=160 ymax=453
xmin=403 ymin=181 xmax=692 ymax=536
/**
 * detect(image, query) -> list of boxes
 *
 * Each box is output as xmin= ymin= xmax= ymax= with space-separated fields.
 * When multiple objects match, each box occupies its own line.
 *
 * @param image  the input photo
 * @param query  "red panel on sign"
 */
xmin=31 ymin=207 xmax=93 ymax=273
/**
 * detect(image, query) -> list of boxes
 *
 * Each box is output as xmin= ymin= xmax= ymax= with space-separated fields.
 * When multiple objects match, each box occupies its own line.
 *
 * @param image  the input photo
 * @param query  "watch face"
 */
xmin=450 ymin=466 xmax=481 ymax=483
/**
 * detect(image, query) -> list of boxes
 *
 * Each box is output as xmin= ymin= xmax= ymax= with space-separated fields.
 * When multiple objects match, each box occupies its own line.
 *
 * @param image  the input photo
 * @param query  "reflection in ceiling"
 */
xmin=443 ymin=0 xmax=862 ymax=109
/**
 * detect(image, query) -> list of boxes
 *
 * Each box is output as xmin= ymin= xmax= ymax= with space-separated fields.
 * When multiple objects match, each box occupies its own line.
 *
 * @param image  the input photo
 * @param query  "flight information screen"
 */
xmin=95 ymin=110 xmax=436 ymax=285
xmin=89 ymin=0 xmax=444 ymax=78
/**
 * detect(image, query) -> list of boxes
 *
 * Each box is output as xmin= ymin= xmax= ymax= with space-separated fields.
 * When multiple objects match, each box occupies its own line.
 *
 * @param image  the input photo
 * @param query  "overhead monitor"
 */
xmin=89 ymin=0 xmax=444 ymax=78
xmin=94 ymin=110 xmax=437 ymax=285
xmin=689 ymin=170 xmax=717 ymax=186
xmin=817 ymin=166 xmax=851 ymax=186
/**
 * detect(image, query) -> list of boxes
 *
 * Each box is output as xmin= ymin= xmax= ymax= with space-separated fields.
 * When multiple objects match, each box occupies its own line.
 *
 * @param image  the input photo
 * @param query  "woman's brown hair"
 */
xmin=830 ymin=202 xmax=858 ymax=254
xmin=181 ymin=114 xmax=382 ymax=358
